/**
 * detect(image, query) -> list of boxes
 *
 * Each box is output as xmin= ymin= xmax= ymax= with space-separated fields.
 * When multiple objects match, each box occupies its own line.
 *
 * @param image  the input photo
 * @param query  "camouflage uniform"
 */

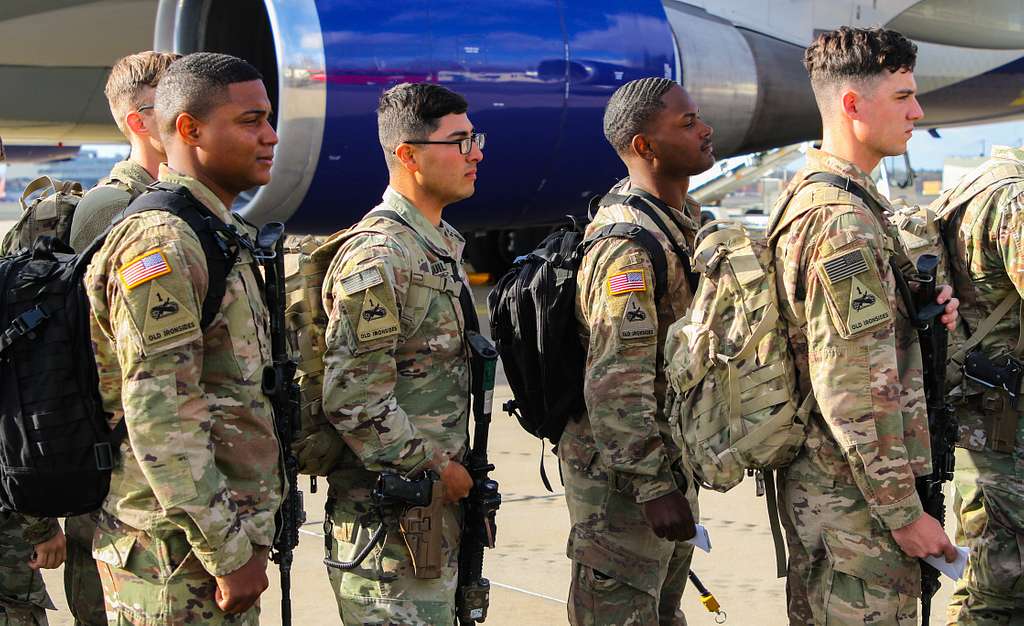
xmin=936 ymin=146 xmax=1024 ymax=624
xmin=61 ymin=158 xmax=154 ymax=626
xmin=69 ymin=159 xmax=154 ymax=251
xmin=0 ymin=514 xmax=57 ymax=626
xmin=772 ymin=148 xmax=930 ymax=625
xmin=321 ymin=187 xmax=471 ymax=625
xmin=84 ymin=165 xmax=282 ymax=626
xmin=560 ymin=181 xmax=700 ymax=626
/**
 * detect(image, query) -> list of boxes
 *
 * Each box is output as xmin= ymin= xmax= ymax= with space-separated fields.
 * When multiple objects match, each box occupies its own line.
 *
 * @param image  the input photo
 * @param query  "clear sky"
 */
xmin=908 ymin=119 xmax=1024 ymax=170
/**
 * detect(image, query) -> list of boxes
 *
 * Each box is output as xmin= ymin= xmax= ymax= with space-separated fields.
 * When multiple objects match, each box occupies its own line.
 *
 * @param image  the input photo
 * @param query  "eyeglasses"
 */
xmin=402 ymin=132 xmax=486 ymax=155
xmin=136 ymin=104 xmax=155 ymax=113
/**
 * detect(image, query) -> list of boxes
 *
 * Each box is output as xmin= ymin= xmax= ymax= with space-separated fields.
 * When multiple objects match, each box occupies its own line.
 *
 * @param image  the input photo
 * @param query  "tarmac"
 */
xmin=0 ymin=204 xmax=957 ymax=625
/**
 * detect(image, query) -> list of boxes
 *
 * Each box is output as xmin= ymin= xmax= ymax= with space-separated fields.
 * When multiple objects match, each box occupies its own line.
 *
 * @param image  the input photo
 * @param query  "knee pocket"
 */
xmin=570 ymin=564 xmax=658 ymax=626
xmin=970 ymin=481 xmax=1024 ymax=597
xmin=819 ymin=526 xmax=919 ymax=625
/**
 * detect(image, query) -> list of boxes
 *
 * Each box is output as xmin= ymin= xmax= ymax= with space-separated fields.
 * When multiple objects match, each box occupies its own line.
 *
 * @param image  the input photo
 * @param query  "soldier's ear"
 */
xmin=176 ymin=113 xmax=201 ymax=146
xmin=125 ymin=111 xmax=149 ymax=138
xmin=841 ymin=88 xmax=861 ymax=119
xmin=631 ymin=134 xmax=655 ymax=161
xmin=394 ymin=143 xmax=419 ymax=172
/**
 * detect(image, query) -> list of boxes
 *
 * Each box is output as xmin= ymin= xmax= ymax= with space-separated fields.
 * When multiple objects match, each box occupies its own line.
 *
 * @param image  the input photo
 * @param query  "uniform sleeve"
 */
xmin=995 ymin=191 xmax=1024 ymax=297
xmin=105 ymin=216 xmax=253 ymax=576
xmin=17 ymin=514 xmax=60 ymax=545
xmin=800 ymin=210 xmax=923 ymax=529
xmin=321 ymin=234 xmax=447 ymax=476
xmin=578 ymin=238 xmax=677 ymax=503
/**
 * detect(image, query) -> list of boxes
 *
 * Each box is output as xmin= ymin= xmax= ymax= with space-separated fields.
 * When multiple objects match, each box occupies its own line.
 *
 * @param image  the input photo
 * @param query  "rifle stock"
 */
xmin=911 ymin=253 xmax=957 ymax=624
xmin=257 ymin=223 xmax=304 ymax=626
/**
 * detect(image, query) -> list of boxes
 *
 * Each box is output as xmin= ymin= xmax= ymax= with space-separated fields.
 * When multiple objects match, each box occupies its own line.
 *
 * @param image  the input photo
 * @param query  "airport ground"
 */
xmin=0 ymin=204 xmax=956 ymax=625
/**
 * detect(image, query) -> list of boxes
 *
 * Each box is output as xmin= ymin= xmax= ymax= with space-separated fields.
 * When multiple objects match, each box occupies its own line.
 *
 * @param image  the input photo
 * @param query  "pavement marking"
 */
xmin=295 ymin=525 xmax=569 ymax=605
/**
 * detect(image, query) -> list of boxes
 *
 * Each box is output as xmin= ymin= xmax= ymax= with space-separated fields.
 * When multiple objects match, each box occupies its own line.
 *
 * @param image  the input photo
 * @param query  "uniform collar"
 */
xmin=991 ymin=145 xmax=1024 ymax=162
xmin=805 ymin=147 xmax=886 ymax=204
xmin=108 ymin=159 xmax=155 ymax=192
xmin=620 ymin=179 xmax=700 ymax=232
xmin=381 ymin=186 xmax=465 ymax=260
xmin=158 ymin=164 xmax=233 ymax=223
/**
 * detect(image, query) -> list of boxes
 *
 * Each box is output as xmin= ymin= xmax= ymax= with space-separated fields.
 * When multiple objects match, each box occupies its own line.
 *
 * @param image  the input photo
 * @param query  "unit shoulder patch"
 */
xmin=355 ymin=289 xmax=400 ymax=343
xmin=607 ymin=269 xmax=648 ymax=296
xmin=815 ymin=245 xmax=891 ymax=338
xmin=119 ymin=249 xmax=171 ymax=290
xmin=619 ymin=291 xmax=656 ymax=340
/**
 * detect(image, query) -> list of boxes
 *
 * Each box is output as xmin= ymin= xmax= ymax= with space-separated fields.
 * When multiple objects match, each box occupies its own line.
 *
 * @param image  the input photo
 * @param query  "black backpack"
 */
xmin=0 ymin=182 xmax=245 ymax=517
xmin=487 ymin=189 xmax=696 ymax=452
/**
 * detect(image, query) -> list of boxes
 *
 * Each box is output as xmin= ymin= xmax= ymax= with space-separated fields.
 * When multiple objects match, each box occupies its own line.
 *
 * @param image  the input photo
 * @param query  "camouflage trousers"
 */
xmin=64 ymin=512 xmax=105 ymax=626
xmin=92 ymin=515 xmax=259 ymax=626
xmin=0 ymin=513 xmax=53 ymax=626
xmin=325 ymin=495 xmax=462 ymax=626
xmin=558 ymin=433 xmax=699 ymax=626
xmin=780 ymin=455 xmax=920 ymax=626
xmin=947 ymin=447 xmax=1024 ymax=625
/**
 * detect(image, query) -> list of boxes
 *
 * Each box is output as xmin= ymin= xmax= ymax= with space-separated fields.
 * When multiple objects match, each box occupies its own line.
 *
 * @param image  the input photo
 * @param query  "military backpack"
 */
xmin=488 ymin=189 xmax=696 ymax=455
xmin=0 ymin=176 xmax=83 ymax=255
xmin=0 ymin=183 xmax=248 ymax=516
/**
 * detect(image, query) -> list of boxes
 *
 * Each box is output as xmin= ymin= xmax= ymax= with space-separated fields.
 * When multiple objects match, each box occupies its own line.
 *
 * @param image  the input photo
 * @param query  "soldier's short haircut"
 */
xmin=104 ymin=51 xmax=181 ymax=137
xmin=603 ymin=77 xmax=678 ymax=156
xmin=155 ymin=52 xmax=263 ymax=138
xmin=804 ymin=27 xmax=917 ymax=111
xmin=377 ymin=83 xmax=468 ymax=169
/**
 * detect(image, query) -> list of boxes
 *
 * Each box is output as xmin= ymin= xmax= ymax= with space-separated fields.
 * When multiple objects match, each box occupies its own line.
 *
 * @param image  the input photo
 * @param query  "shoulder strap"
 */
xmin=597 ymin=191 xmax=698 ymax=292
xmin=118 ymin=182 xmax=243 ymax=329
xmin=582 ymin=222 xmax=669 ymax=302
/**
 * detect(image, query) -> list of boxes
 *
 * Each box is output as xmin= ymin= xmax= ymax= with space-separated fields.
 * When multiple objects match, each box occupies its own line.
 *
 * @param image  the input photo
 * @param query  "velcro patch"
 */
xmin=340 ymin=265 xmax=384 ymax=295
xmin=820 ymin=248 xmax=868 ymax=283
xmin=142 ymin=286 xmax=199 ymax=349
xmin=815 ymin=246 xmax=891 ymax=338
xmin=119 ymin=249 xmax=171 ymax=290
xmin=607 ymin=269 xmax=647 ymax=296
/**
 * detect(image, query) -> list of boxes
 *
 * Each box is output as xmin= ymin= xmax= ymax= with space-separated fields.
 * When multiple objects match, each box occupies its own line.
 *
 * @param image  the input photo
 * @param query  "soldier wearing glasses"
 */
xmin=318 ymin=82 xmax=484 ymax=625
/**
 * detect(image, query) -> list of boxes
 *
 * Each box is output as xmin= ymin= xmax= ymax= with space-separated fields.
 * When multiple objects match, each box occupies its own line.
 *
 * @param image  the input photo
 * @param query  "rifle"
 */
xmin=456 ymin=330 xmax=502 ymax=624
xmin=908 ymin=253 xmax=957 ymax=624
xmin=256 ymin=222 xmax=305 ymax=626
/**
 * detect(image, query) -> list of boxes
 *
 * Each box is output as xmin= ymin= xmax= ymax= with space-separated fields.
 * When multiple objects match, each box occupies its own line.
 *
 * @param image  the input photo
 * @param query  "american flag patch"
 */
xmin=119 ymin=249 xmax=171 ymax=290
xmin=607 ymin=270 xmax=647 ymax=295
xmin=821 ymin=249 xmax=868 ymax=284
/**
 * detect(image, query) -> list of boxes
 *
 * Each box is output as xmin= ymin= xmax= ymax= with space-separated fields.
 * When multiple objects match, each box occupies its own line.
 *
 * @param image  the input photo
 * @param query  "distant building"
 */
xmin=2 ymin=149 xmax=124 ymax=200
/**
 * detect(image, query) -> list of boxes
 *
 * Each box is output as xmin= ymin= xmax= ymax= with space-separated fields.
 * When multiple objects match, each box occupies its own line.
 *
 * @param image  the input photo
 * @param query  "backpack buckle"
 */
xmin=13 ymin=306 xmax=48 ymax=335
xmin=94 ymin=442 xmax=114 ymax=471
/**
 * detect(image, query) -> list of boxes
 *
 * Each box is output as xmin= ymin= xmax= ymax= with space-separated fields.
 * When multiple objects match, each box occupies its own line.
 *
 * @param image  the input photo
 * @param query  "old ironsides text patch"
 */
xmin=816 ymin=246 xmax=891 ymax=338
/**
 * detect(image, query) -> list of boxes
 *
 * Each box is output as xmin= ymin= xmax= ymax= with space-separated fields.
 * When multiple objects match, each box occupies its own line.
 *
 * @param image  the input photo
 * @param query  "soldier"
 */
xmin=0 ymin=136 xmax=67 ymax=626
xmin=559 ymin=77 xmax=709 ymax=626
xmin=771 ymin=27 xmax=959 ymax=624
xmin=69 ymin=50 xmax=180 ymax=251
xmin=320 ymin=82 xmax=481 ymax=625
xmin=936 ymin=145 xmax=1024 ymax=624
xmin=63 ymin=50 xmax=179 ymax=626
xmin=84 ymin=52 xmax=281 ymax=625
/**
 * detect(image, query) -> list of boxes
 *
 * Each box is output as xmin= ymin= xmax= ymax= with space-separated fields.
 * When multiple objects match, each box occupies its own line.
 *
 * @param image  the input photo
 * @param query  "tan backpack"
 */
xmin=1 ymin=176 xmax=82 ymax=255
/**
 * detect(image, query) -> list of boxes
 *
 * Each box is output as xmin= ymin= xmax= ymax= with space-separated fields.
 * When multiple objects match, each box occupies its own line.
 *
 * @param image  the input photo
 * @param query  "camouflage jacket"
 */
xmin=69 ymin=159 xmax=154 ymax=252
xmin=321 ymin=187 xmax=470 ymax=496
xmin=772 ymin=148 xmax=930 ymax=530
xmin=939 ymin=145 xmax=1024 ymax=453
xmin=85 ymin=165 xmax=282 ymax=576
xmin=567 ymin=181 xmax=700 ymax=504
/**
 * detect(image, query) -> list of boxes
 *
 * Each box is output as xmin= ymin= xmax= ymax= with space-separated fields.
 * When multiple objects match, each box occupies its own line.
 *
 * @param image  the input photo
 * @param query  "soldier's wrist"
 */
xmin=193 ymin=526 xmax=253 ymax=577
xmin=872 ymin=491 xmax=924 ymax=530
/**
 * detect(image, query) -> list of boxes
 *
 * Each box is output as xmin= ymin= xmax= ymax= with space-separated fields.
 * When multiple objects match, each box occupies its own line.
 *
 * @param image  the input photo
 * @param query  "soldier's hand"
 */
xmin=891 ymin=513 xmax=958 ymax=562
xmin=214 ymin=547 xmax=270 ymax=614
xmin=440 ymin=460 xmax=473 ymax=504
xmin=641 ymin=490 xmax=696 ymax=542
xmin=28 ymin=527 xmax=66 ymax=570
xmin=936 ymin=284 xmax=959 ymax=331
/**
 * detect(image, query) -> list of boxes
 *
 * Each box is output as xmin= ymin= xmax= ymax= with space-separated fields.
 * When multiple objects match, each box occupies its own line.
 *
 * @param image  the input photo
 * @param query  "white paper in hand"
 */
xmin=923 ymin=546 xmax=969 ymax=581
xmin=686 ymin=524 xmax=711 ymax=553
